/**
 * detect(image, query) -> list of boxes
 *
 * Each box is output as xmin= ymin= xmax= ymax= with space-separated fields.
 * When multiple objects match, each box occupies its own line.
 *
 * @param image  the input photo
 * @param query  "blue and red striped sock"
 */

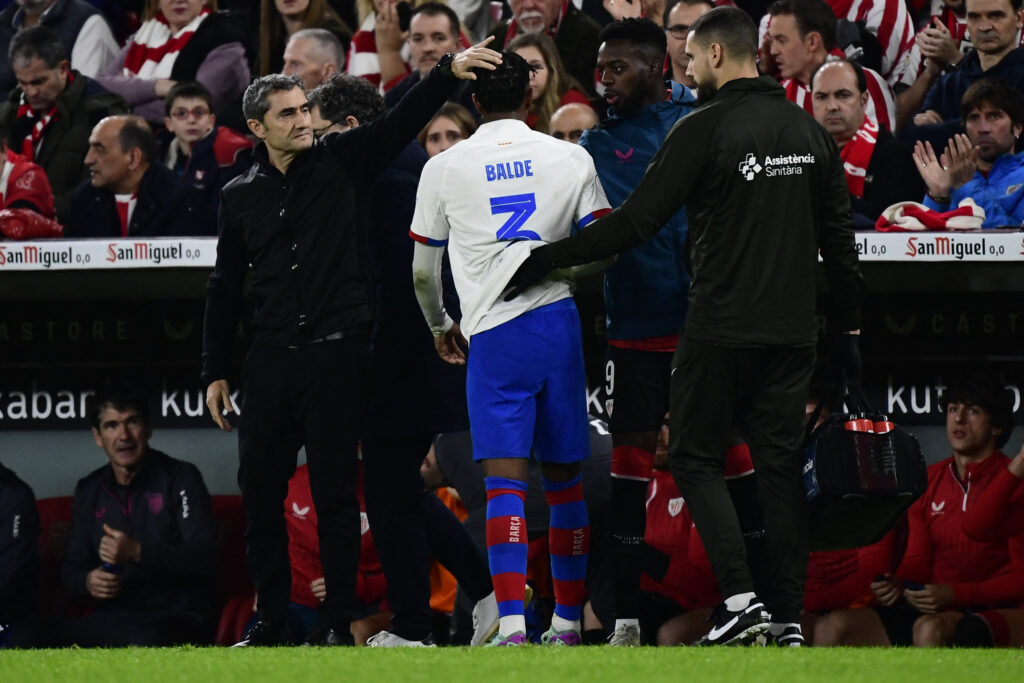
xmin=544 ymin=473 xmax=589 ymax=626
xmin=485 ymin=476 xmax=528 ymax=634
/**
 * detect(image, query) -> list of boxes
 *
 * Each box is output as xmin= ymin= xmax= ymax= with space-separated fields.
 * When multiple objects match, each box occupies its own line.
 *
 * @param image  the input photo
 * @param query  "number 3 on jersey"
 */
xmin=490 ymin=193 xmax=540 ymax=241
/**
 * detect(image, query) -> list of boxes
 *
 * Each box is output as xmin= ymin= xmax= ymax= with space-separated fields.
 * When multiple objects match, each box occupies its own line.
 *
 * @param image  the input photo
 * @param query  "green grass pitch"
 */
xmin=4 ymin=647 xmax=1023 ymax=682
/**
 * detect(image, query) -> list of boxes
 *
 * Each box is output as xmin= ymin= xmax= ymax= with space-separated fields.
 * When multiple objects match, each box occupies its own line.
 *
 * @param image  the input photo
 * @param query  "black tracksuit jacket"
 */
xmin=61 ymin=449 xmax=218 ymax=615
xmin=0 ymin=463 xmax=39 ymax=624
xmin=544 ymin=76 xmax=863 ymax=345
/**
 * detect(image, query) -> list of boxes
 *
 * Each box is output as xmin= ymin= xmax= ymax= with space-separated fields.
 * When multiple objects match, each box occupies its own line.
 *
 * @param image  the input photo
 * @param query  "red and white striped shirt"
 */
xmin=827 ymin=0 xmax=921 ymax=88
xmin=784 ymin=65 xmax=897 ymax=131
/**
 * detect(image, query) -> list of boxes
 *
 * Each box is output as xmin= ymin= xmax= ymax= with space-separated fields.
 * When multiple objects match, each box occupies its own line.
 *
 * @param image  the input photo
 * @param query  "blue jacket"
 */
xmin=922 ymin=150 xmax=1024 ymax=227
xmin=579 ymin=81 xmax=696 ymax=340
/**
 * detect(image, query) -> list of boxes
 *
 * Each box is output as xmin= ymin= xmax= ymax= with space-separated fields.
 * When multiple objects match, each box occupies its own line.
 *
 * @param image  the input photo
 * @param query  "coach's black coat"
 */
xmin=201 ymin=66 xmax=460 ymax=385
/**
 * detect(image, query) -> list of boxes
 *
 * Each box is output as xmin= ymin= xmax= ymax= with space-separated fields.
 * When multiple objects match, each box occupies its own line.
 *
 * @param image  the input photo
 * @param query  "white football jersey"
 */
xmin=410 ymin=118 xmax=611 ymax=337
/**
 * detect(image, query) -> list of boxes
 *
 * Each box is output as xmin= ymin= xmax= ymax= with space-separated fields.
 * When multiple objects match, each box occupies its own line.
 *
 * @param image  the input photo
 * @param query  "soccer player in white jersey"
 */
xmin=411 ymin=51 xmax=612 ymax=647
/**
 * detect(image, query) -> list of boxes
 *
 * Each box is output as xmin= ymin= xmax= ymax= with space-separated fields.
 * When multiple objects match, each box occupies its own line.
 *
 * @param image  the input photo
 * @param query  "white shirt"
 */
xmin=71 ymin=14 xmax=119 ymax=79
xmin=411 ymin=118 xmax=610 ymax=337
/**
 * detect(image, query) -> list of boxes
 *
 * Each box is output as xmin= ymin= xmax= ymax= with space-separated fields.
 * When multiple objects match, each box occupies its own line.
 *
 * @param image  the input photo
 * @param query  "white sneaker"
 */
xmin=366 ymin=630 xmax=435 ymax=648
xmin=471 ymin=592 xmax=500 ymax=646
xmin=608 ymin=623 xmax=641 ymax=646
xmin=471 ymin=585 xmax=535 ymax=647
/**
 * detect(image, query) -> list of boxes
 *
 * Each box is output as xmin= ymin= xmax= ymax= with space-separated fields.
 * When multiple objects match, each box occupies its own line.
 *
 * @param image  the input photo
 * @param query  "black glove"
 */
xmin=503 ymin=245 xmax=555 ymax=301
xmin=829 ymin=332 xmax=862 ymax=389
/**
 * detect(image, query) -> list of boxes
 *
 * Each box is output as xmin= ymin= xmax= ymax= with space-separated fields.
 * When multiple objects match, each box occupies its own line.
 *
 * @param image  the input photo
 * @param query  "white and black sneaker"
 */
xmin=695 ymin=599 xmax=771 ymax=646
xmin=768 ymin=623 xmax=805 ymax=647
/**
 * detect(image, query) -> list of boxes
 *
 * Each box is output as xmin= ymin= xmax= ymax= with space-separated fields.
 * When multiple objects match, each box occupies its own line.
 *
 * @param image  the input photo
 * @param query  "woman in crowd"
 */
xmin=97 ymin=0 xmax=250 ymax=125
xmin=418 ymin=102 xmax=476 ymax=158
xmin=508 ymin=33 xmax=593 ymax=134
xmin=260 ymin=0 xmax=351 ymax=75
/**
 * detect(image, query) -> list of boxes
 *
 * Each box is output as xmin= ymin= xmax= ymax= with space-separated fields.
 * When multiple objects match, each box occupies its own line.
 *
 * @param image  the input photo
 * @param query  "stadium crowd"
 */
xmin=0 ymin=0 xmax=1023 ymax=650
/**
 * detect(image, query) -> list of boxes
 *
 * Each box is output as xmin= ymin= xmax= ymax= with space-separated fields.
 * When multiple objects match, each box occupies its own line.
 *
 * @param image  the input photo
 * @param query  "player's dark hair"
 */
xmin=9 ymin=25 xmax=67 ymax=68
xmin=410 ymin=1 xmax=460 ymax=38
xmin=164 ymin=81 xmax=215 ymax=117
xmin=243 ymin=74 xmax=304 ymax=122
xmin=598 ymin=18 xmax=668 ymax=62
xmin=90 ymin=381 xmax=151 ymax=430
xmin=810 ymin=57 xmax=867 ymax=93
xmin=117 ymin=116 xmax=157 ymax=164
xmin=961 ymin=78 xmax=1024 ymax=130
xmin=942 ymin=372 xmax=1015 ymax=448
xmin=688 ymin=6 xmax=758 ymax=62
xmin=769 ymin=0 xmax=838 ymax=51
xmin=472 ymin=50 xmax=536 ymax=114
xmin=663 ymin=0 xmax=715 ymax=29
xmin=308 ymin=72 xmax=385 ymax=124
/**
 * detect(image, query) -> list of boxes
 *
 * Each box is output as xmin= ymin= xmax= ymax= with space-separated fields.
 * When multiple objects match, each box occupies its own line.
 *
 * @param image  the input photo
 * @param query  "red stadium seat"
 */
xmin=34 ymin=497 xmax=85 ymax=618
xmin=210 ymin=495 xmax=253 ymax=621
xmin=214 ymin=594 xmax=255 ymax=645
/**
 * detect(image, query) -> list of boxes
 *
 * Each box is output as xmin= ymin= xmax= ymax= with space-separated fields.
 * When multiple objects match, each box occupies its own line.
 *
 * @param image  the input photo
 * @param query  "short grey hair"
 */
xmin=242 ymin=74 xmax=304 ymax=122
xmin=288 ymin=28 xmax=346 ymax=70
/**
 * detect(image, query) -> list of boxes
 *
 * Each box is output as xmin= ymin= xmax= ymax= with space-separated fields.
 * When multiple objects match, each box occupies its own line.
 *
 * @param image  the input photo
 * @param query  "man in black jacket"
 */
xmin=12 ymin=382 xmax=219 ymax=648
xmin=202 ymin=40 xmax=501 ymax=647
xmin=811 ymin=58 xmax=923 ymax=224
xmin=0 ymin=461 xmax=40 ymax=645
xmin=65 ymin=114 xmax=215 ymax=237
xmin=307 ymin=73 xmax=496 ymax=648
xmin=506 ymin=6 xmax=863 ymax=647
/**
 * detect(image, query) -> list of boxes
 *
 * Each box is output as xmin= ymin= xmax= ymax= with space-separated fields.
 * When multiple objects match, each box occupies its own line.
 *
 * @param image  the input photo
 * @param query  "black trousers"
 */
xmin=238 ymin=337 xmax=367 ymax=631
xmin=362 ymin=434 xmax=492 ymax=642
xmin=668 ymin=339 xmax=813 ymax=624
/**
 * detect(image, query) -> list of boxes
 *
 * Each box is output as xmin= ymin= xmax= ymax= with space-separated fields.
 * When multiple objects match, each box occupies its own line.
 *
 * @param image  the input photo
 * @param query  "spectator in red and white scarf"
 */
xmin=0 ymin=25 xmax=127 ymax=222
xmin=765 ymin=0 xmax=897 ymax=131
xmin=96 ymin=0 xmax=250 ymax=125
xmin=811 ymin=59 xmax=923 ymax=223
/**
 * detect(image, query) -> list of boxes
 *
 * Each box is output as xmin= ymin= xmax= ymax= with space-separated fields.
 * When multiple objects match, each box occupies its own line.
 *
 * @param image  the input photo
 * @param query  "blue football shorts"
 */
xmin=466 ymin=298 xmax=590 ymax=464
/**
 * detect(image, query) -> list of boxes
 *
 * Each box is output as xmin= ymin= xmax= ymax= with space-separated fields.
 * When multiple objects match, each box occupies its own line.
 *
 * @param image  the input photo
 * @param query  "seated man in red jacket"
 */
xmin=955 ymin=442 xmax=1024 ymax=647
xmin=814 ymin=372 xmax=1024 ymax=647
xmin=0 ymin=118 xmax=62 ymax=240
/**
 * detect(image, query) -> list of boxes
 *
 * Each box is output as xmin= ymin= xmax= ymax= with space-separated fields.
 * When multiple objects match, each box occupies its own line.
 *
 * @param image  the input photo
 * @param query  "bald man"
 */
xmin=65 ymin=115 xmax=215 ymax=237
xmin=549 ymin=103 xmax=599 ymax=143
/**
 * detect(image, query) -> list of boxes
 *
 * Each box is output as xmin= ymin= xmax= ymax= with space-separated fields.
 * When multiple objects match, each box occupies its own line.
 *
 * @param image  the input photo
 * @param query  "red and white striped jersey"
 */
xmin=827 ymin=0 xmax=921 ymax=87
